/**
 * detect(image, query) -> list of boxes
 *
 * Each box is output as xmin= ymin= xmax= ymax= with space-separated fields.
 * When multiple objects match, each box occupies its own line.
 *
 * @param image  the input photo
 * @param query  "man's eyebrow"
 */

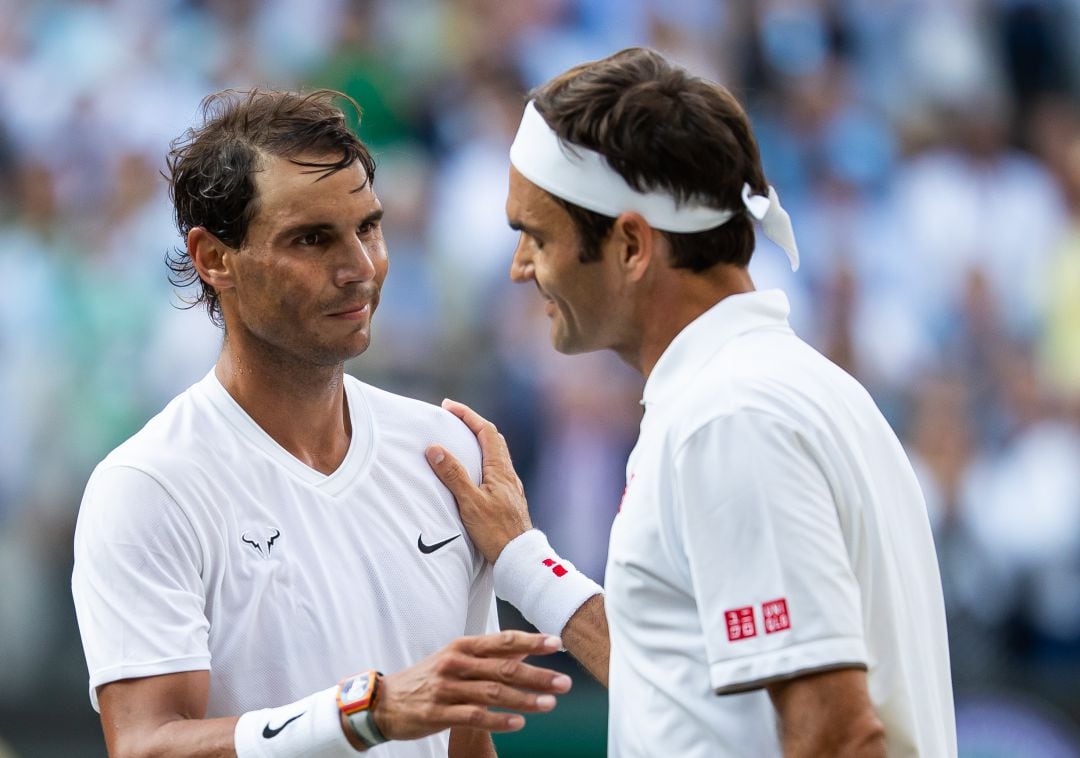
xmin=508 ymin=219 xmax=540 ymax=237
xmin=361 ymin=208 xmax=385 ymax=226
xmin=277 ymin=221 xmax=335 ymax=240
xmin=276 ymin=210 xmax=384 ymax=241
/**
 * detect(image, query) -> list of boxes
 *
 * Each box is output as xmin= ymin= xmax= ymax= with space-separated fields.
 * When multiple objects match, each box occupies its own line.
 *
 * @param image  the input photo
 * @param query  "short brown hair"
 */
xmin=165 ymin=88 xmax=376 ymax=326
xmin=530 ymin=47 xmax=766 ymax=269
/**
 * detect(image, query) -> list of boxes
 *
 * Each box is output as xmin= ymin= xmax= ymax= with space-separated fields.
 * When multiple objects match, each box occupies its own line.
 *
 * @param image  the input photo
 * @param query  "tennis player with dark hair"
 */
xmin=427 ymin=48 xmax=957 ymax=757
xmin=71 ymin=89 xmax=570 ymax=758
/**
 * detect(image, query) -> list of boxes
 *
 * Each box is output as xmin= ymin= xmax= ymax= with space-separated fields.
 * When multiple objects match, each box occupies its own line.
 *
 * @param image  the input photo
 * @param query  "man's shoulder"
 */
xmin=101 ymin=375 xmax=223 ymax=477
xmin=349 ymin=377 xmax=471 ymax=440
xmin=663 ymin=332 xmax=887 ymax=458
xmin=349 ymin=377 xmax=482 ymax=476
xmin=663 ymin=335 xmax=841 ymax=443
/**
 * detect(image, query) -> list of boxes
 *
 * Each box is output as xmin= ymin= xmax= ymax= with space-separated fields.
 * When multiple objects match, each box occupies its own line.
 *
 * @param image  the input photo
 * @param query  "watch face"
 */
xmin=341 ymin=674 xmax=374 ymax=707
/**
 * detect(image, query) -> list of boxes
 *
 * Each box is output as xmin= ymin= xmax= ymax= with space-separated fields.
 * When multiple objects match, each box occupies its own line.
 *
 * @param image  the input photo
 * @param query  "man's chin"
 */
xmin=313 ymin=332 xmax=372 ymax=366
xmin=550 ymin=328 xmax=593 ymax=356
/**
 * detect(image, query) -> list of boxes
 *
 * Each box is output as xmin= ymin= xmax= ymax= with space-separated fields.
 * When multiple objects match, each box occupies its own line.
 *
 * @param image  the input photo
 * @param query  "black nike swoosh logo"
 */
xmin=418 ymin=533 xmax=461 ymax=554
xmin=263 ymin=711 xmax=304 ymax=738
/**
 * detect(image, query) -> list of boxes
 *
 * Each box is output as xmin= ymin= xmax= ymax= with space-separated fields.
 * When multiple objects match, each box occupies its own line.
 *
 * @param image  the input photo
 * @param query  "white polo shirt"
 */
xmin=605 ymin=290 xmax=955 ymax=757
xmin=72 ymin=371 xmax=497 ymax=758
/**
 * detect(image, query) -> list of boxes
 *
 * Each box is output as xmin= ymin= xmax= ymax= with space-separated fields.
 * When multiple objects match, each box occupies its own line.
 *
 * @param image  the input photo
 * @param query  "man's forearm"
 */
xmin=560 ymin=595 xmax=610 ymax=687
xmin=448 ymin=727 xmax=497 ymax=758
xmin=768 ymin=668 xmax=886 ymax=758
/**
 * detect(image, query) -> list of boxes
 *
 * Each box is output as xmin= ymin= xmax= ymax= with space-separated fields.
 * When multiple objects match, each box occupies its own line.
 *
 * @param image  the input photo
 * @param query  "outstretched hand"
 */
xmin=371 ymin=631 xmax=570 ymax=741
xmin=426 ymin=399 xmax=533 ymax=564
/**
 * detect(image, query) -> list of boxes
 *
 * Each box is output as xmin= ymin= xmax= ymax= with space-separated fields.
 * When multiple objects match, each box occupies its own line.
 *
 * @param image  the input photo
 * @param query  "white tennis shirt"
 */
xmin=72 ymin=371 xmax=496 ymax=758
xmin=605 ymin=290 xmax=955 ymax=757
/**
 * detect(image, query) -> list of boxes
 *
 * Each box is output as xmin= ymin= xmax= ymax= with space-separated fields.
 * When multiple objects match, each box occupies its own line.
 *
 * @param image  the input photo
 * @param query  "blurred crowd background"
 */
xmin=1 ymin=0 xmax=1080 ymax=755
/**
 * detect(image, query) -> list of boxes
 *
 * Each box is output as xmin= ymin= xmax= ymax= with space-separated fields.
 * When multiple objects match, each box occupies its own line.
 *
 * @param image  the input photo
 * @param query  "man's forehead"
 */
xmin=255 ymin=154 xmax=373 ymax=204
xmin=507 ymin=166 xmax=559 ymax=222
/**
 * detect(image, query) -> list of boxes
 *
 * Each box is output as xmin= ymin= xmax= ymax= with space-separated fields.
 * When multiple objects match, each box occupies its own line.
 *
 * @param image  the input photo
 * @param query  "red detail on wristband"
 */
xmin=542 ymin=557 xmax=568 ymax=577
xmin=762 ymin=598 xmax=791 ymax=633
xmin=725 ymin=606 xmax=757 ymax=641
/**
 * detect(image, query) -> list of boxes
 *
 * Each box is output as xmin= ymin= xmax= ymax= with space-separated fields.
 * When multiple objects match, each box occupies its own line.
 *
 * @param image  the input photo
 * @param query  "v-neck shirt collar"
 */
xmin=200 ymin=370 xmax=375 ymax=496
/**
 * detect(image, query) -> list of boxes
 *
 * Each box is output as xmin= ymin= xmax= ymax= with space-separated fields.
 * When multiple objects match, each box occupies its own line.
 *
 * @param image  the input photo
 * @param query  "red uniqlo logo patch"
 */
xmin=542 ymin=558 xmax=567 ymax=577
xmin=725 ymin=606 xmax=757 ymax=641
xmin=762 ymin=598 xmax=791 ymax=634
xmin=617 ymin=473 xmax=635 ymax=513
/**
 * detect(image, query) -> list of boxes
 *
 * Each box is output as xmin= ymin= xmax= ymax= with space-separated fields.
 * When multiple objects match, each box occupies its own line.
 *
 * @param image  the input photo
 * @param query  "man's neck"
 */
xmin=215 ymin=341 xmax=352 ymax=476
xmin=625 ymin=264 xmax=755 ymax=380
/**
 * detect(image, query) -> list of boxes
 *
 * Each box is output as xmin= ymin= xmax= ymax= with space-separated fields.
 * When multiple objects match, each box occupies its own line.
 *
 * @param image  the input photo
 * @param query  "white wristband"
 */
xmin=235 ymin=685 xmax=356 ymax=757
xmin=493 ymin=529 xmax=603 ymax=637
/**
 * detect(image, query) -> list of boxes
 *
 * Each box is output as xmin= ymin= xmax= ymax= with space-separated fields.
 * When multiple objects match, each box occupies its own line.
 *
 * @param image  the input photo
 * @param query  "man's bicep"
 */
xmin=673 ymin=413 xmax=867 ymax=695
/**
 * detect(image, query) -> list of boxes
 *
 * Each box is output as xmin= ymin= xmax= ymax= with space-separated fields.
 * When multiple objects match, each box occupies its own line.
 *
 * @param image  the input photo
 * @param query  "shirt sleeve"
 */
xmin=72 ymin=464 xmax=211 ymax=711
xmin=672 ymin=411 xmax=868 ymax=695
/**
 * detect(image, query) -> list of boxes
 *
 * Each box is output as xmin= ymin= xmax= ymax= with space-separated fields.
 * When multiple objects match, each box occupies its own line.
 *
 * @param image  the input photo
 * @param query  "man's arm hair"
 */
xmin=560 ymin=595 xmax=610 ymax=687
xmin=766 ymin=668 xmax=886 ymax=758
xmin=448 ymin=727 xmax=497 ymax=758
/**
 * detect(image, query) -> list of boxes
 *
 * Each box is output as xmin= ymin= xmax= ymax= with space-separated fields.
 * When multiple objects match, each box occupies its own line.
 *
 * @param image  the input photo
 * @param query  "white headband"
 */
xmin=509 ymin=101 xmax=799 ymax=271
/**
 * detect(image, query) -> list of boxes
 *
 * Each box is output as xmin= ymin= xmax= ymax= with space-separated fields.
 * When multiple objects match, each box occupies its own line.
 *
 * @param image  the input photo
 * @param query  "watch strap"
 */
xmin=337 ymin=670 xmax=388 ymax=749
xmin=345 ymin=707 xmax=388 ymax=749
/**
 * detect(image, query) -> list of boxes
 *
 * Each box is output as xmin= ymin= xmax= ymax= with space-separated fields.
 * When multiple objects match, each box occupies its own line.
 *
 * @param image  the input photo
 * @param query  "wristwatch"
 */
xmin=337 ymin=670 xmax=388 ymax=749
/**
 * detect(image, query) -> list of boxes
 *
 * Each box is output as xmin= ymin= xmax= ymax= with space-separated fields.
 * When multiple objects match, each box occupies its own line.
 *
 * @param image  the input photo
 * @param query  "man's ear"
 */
xmin=609 ymin=212 xmax=662 ymax=283
xmin=188 ymin=227 xmax=236 ymax=293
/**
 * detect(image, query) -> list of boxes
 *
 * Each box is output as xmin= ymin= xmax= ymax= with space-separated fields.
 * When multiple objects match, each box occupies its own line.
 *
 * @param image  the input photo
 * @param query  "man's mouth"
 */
xmin=327 ymin=302 xmax=372 ymax=320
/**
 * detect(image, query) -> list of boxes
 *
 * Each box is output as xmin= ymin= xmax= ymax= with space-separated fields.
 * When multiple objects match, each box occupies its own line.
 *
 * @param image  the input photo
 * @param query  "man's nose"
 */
xmin=336 ymin=235 xmax=379 ymax=286
xmin=509 ymin=241 xmax=533 ymax=283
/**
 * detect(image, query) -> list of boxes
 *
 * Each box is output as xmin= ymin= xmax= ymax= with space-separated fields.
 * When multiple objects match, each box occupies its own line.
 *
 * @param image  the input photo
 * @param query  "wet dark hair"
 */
xmin=165 ymin=88 xmax=376 ymax=326
xmin=529 ymin=47 xmax=766 ymax=269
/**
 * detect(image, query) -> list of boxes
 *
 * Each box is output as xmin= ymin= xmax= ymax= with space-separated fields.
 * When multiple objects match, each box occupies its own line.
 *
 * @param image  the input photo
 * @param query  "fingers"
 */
xmin=456 ymin=630 xmax=561 ymax=658
xmin=436 ymin=680 xmax=559 ymax=713
xmin=440 ymin=398 xmax=486 ymax=432
xmin=449 ymin=632 xmax=570 ymax=693
xmin=442 ymin=398 xmax=511 ymax=450
xmin=440 ymin=398 xmax=518 ymax=468
xmin=438 ymin=652 xmax=572 ymax=694
xmin=432 ymin=705 xmax=527 ymax=733
xmin=374 ymin=631 xmax=571 ymax=742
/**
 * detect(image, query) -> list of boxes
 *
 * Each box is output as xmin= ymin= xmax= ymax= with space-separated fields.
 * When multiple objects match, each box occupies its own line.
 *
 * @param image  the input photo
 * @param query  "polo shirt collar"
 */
xmin=641 ymin=289 xmax=792 ymax=407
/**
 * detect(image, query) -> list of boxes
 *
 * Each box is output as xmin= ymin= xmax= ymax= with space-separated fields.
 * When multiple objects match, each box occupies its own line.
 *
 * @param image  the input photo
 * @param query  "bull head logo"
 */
xmin=241 ymin=526 xmax=281 ymax=557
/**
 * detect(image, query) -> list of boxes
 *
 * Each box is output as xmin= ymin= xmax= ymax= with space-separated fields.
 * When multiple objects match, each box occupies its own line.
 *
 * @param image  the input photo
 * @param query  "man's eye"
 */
xmin=298 ymin=232 xmax=324 ymax=246
xmin=358 ymin=220 xmax=379 ymax=236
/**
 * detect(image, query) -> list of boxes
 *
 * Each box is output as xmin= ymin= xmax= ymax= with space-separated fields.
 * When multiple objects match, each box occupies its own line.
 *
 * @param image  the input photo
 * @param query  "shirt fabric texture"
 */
xmin=605 ymin=289 xmax=956 ymax=757
xmin=72 ymin=371 xmax=497 ymax=758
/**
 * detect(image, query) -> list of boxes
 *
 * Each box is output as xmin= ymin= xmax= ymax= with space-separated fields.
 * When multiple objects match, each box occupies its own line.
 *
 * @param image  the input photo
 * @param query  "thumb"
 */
xmin=426 ymin=445 xmax=472 ymax=494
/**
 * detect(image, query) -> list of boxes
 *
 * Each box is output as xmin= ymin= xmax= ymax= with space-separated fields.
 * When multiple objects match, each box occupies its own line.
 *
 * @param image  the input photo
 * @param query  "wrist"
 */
xmin=337 ymin=670 xmax=388 ymax=751
xmin=235 ymin=685 xmax=353 ymax=757
xmin=490 ymin=524 xmax=531 ymax=564
xmin=493 ymin=529 xmax=603 ymax=637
